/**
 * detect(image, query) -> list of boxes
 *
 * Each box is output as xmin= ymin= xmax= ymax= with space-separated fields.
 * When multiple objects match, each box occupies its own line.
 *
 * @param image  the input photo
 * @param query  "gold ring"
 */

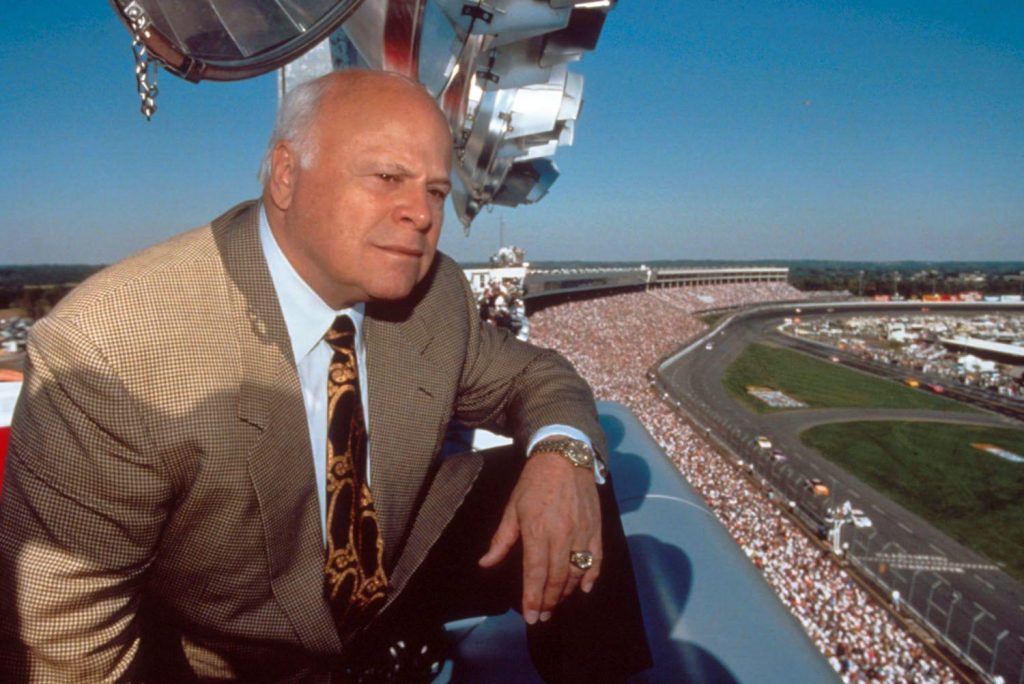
xmin=569 ymin=550 xmax=594 ymax=571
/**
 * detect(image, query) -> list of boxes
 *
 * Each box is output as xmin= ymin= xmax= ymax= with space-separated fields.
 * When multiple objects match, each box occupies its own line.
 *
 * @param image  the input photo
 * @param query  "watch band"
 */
xmin=527 ymin=437 xmax=596 ymax=469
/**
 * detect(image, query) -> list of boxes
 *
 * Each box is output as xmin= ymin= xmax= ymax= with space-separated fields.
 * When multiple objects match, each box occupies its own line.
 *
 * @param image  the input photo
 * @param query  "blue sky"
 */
xmin=1 ymin=1 xmax=1022 ymax=264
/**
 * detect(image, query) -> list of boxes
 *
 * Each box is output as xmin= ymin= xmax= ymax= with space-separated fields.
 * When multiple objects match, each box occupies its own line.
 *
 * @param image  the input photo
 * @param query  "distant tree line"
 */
xmin=784 ymin=262 xmax=1024 ymax=298
xmin=2 ymin=261 xmax=1022 ymax=320
xmin=533 ymin=260 xmax=1024 ymax=299
xmin=0 ymin=265 xmax=104 ymax=317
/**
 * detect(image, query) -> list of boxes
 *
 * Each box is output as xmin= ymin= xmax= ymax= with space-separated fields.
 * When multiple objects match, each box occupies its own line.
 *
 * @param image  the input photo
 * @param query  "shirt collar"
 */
xmin=259 ymin=204 xmax=364 ymax=364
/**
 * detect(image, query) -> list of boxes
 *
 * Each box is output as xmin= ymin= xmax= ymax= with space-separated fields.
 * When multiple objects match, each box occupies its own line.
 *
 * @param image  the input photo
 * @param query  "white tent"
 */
xmin=957 ymin=354 xmax=996 ymax=373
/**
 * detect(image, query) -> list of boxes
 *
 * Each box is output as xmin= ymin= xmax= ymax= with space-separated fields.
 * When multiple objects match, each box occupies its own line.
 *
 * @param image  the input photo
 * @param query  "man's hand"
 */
xmin=478 ymin=451 xmax=602 ymax=624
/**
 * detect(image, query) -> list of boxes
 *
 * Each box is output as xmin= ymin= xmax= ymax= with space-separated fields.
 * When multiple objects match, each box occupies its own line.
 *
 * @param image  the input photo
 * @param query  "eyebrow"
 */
xmin=371 ymin=161 xmax=451 ymax=189
xmin=378 ymin=162 xmax=415 ymax=176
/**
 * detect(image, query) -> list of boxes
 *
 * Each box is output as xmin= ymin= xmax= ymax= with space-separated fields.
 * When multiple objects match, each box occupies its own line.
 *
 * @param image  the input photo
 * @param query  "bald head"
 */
xmin=260 ymin=69 xmax=454 ymax=309
xmin=258 ymin=70 xmax=450 ymax=186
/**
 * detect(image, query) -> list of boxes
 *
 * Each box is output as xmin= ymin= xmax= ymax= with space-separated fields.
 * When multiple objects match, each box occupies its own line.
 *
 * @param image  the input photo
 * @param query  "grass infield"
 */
xmin=722 ymin=342 xmax=972 ymax=414
xmin=801 ymin=421 xmax=1024 ymax=582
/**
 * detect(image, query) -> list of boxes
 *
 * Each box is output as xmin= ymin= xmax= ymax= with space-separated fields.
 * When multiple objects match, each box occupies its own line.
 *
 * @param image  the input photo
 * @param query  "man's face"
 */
xmin=270 ymin=77 xmax=453 ymax=309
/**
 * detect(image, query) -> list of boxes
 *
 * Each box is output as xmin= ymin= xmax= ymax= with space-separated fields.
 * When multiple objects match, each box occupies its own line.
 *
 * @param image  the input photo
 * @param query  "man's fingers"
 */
xmin=581 ymin=540 xmax=603 ymax=594
xmin=503 ymin=451 xmax=605 ymax=623
xmin=562 ymin=571 xmax=583 ymax=600
xmin=479 ymin=504 xmax=520 ymax=568
xmin=539 ymin=538 xmax=570 ymax=619
xmin=566 ymin=532 xmax=600 ymax=598
xmin=521 ymin=535 xmax=549 ymax=624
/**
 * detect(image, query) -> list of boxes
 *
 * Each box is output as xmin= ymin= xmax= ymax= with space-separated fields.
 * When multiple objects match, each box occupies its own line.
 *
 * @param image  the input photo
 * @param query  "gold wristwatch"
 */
xmin=527 ymin=437 xmax=595 ymax=469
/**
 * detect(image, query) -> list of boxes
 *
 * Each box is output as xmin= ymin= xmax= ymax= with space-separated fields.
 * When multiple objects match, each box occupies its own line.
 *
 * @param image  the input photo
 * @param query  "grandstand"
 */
xmin=651 ymin=266 xmax=790 ymax=288
xmin=527 ymin=281 xmax=962 ymax=684
xmin=0 ymin=268 xmax=980 ymax=683
xmin=519 ymin=265 xmax=795 ymax=313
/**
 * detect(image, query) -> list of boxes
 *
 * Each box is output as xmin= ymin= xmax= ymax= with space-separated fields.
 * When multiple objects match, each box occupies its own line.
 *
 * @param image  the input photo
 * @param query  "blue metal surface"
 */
xmin=441 ymin=402 xmax=838 ymax=682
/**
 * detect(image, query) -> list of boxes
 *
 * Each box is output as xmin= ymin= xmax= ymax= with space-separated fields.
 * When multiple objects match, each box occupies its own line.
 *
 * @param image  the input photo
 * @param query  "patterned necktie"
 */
xmin=323 ymin=315 xmax=388 ymax=635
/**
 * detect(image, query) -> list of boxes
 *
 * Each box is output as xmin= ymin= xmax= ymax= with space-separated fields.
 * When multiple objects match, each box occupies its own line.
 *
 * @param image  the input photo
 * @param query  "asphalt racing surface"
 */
xmin=658 ymin=301 xmax=1024 ymax=679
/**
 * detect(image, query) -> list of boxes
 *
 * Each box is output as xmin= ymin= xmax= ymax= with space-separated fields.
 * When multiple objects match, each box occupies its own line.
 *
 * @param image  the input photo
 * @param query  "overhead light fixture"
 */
xmin=110 ymin=0 xmax=618 ymax=232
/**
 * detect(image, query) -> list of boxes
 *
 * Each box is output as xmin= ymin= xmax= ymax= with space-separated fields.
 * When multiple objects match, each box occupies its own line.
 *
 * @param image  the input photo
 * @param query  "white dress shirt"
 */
xmin=258 ymin=208 xmax=595 ymax=542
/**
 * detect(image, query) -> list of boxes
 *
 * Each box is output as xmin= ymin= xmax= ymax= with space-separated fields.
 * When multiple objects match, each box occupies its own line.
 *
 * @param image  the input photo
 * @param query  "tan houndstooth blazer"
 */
xmin=0 ymin=201 xmax=605 ymax=682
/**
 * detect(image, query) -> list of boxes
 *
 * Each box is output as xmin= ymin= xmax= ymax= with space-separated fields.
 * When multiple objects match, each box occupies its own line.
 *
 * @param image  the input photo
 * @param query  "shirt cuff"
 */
xmin=527 ymin=425 xmax=606 ymax=485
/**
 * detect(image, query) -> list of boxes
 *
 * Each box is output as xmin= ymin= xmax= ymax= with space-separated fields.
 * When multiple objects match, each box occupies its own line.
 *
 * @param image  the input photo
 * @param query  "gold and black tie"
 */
xmin=323 ymin=315 xmax=388 ymax=634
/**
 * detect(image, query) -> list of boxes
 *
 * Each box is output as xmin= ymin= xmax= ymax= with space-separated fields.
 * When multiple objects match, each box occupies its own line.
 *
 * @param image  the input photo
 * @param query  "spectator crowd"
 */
xmin=528 ymin=283 xmax=959 ymax=684
xmin=649 ymin=281 xmax=804 ymax=312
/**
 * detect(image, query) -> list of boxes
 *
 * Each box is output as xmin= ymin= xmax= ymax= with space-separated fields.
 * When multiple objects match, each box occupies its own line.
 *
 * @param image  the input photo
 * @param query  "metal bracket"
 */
xmin=461 ymin=4 xmax=494 ymax=23
xmin=125 ymin=1 xmax=159 ymax=120
xmin=124 ymin=1 xmax=149 ymax=30
xmin=475 ymin=48 xmax=500 ymax=84
xmin=498 ymin=111 xmax=514 ymax=133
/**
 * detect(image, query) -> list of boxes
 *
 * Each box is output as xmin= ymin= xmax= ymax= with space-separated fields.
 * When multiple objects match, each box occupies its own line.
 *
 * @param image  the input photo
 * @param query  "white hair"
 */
xmin=257 ymin=76 xmax=332 ymax=186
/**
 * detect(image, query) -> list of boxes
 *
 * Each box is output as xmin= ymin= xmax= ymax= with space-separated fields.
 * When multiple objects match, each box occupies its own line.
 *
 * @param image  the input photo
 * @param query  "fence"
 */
xmin=650 ymin=370 xmax=1023 ymax=683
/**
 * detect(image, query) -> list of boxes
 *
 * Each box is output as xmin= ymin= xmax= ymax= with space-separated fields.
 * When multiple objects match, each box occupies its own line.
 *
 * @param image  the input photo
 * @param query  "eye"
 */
xmin=377 ymin=173 xmax=399 ymax=182
xmin=429 ymin=187 xmax=449 ymax=201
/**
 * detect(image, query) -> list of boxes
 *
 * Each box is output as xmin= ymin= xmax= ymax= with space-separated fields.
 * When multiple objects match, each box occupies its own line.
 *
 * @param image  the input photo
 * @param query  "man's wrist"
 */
xmin=526 ymin=426 xmax=606 ymax=483
xmin=528 ymin=437 xmax=595 ymax=469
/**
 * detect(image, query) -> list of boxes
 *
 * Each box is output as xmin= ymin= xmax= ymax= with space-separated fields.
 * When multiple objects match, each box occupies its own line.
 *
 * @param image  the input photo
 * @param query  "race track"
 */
xmin=658 ymin=301 xmax=1024 ymax=678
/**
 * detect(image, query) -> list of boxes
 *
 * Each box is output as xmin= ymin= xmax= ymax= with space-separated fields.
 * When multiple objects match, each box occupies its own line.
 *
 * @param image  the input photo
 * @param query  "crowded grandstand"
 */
xmin=0 ymin=276 xmax=995 ymax=683
xmin=528 ymin=283 xmax=961 ymax=684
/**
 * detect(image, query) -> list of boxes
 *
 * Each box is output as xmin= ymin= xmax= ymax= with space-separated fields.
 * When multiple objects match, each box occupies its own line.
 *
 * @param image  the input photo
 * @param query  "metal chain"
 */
xmin=125 ymin=1 xmax=158 ymax=120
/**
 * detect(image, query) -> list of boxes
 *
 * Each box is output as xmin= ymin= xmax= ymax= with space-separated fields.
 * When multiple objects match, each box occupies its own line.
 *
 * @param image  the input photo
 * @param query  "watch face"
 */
xmin=568 ymin=443 xmax=593 ymax=467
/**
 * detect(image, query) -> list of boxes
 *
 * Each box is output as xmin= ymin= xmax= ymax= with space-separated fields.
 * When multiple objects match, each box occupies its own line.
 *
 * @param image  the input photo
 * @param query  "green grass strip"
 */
xmin=698 ymin=311 xmax=728 ymax=327
xmin=723 ymin=342 xmax=972 ymax=414
xmin=802 ymin=421 xmax=1024 ymax=582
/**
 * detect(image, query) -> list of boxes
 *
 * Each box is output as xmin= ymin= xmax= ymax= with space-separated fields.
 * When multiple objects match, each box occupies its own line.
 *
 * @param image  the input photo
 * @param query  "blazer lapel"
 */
xmin=363 ymin=304 xmax=489 ymax=607
xmin=215 ymin=202 xmax=342 ymax=654
xmin=364 ymin=312 xmax=448 ymax=568
xmin=383 ymin=448 xmax=484 ymax=608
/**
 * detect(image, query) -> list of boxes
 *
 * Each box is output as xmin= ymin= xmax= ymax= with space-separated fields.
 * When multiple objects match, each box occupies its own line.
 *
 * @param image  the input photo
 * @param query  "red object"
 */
xmin=382 ymin=0 xmax=425 ymax=75
xmin=0 ymin=426 xmax=9 ymax=491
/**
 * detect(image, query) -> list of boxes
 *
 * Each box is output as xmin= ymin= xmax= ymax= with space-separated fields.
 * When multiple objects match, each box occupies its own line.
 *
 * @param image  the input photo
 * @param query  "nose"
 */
xmin=394 ymin=185 xmax=432 ymax=232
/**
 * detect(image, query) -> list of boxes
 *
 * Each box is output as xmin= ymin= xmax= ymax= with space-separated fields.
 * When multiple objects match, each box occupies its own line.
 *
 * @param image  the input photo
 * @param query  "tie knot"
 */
xmin=326 ymin=315 xmax=356 ymax=352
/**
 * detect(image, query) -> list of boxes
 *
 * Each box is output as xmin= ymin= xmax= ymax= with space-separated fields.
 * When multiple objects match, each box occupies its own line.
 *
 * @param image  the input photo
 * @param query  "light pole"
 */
xmin=945 ymin=591 xmax=961 ymax=637
xmin=909 ymin=569 xmax=920 ymax=604
xmin=925 ymin=578 xmax=945 ymax=623
xmin=967 ymin=607 xmax=989 ymax=661
xmin=990 ymin=629 xmax=1008 ymax=676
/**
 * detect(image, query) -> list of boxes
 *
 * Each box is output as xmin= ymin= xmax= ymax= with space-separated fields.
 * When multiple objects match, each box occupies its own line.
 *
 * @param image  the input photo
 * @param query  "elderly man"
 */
xmin=0 ymin=71 xmax=648 ymax=681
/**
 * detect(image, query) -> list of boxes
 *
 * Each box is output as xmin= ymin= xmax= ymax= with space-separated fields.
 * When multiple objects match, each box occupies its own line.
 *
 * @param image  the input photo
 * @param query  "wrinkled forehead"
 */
xmin=317 ymin=77 xmax=452 ymax=158
xmin=323 ymin=73 xmax=445 ymax=125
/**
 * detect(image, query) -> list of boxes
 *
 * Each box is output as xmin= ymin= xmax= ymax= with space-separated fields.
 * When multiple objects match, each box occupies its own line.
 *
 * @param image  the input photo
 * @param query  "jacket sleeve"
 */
xmin=0 ymin=316 xmax=172 ymax=682
xmin=445 ymin=261 xmax=608 ymax=462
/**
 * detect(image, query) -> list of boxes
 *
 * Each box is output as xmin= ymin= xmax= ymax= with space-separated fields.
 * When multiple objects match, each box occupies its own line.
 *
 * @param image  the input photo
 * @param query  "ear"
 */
xmin=267 ymin=141 xmax=297 ymax=211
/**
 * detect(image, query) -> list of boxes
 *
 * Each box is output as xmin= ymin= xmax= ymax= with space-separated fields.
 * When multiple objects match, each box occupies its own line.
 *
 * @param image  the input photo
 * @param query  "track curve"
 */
xmin=656 ymin=300 xmax=1024 ymax=680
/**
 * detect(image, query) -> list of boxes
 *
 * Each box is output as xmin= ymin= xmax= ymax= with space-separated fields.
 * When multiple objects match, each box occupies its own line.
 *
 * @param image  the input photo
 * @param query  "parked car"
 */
xmin=804 ymin=478 xmax=830 ymax=497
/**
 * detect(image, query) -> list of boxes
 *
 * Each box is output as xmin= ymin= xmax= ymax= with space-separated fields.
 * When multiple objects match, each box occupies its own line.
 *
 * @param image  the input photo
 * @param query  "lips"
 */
xmin=376 ymin=244 xmax=424 ymax=258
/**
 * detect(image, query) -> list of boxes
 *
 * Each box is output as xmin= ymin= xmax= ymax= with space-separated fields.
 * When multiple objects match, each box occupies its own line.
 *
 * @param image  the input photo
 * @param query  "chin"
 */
xmin=361 ymin=253 xmax=434 ymax=302
xmin=365 ymin=277 xmax=420 ymax=302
